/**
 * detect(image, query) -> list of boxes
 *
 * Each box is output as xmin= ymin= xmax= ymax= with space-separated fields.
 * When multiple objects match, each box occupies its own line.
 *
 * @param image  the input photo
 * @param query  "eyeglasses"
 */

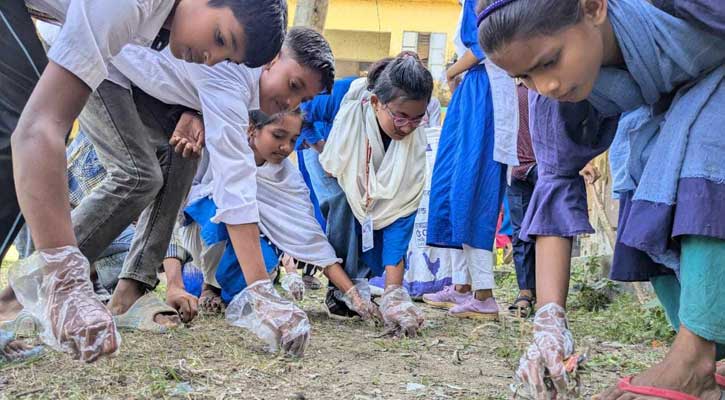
xmin=383 ymin=105 xmax=428 ymax=128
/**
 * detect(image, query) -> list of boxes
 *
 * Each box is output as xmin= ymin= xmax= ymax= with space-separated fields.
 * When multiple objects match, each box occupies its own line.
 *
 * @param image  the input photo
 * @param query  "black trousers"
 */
xmin=0 ymin=0 xmax=48 ymax=261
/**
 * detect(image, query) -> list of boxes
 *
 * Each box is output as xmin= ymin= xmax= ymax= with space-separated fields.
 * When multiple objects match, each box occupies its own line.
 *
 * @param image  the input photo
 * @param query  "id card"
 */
xmin=362 ymin=215 xmax=374 ymax=253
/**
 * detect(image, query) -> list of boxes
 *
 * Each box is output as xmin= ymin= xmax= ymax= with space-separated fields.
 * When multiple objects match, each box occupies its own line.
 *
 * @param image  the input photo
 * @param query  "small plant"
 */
xmin=571 ymin=294 xmax=675 ymax=345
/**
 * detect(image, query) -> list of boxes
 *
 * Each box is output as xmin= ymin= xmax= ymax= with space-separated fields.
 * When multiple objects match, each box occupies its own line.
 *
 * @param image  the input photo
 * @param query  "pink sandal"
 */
xmin=617 ymin=377 xmax=699 ymax=400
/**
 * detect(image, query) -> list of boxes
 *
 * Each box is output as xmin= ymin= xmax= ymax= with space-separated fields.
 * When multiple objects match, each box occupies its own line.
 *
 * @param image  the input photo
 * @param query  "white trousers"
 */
xmin=449 ymin=244 xmax=495 ymax=291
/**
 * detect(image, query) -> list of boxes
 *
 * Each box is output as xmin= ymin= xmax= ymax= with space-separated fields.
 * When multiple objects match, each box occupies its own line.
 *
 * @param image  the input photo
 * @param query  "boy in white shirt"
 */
xmin=0 ymin=0 xmax=287 ymax=362
xmin=95 ymin=27 xmax=334 ymax=355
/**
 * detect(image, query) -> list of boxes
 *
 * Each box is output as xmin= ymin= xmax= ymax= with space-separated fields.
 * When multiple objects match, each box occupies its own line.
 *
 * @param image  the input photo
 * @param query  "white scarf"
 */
xmin=319 ymin=90 xmax=430 ymax=230
xmin=256 ymin=159 xmax=341 ymax=268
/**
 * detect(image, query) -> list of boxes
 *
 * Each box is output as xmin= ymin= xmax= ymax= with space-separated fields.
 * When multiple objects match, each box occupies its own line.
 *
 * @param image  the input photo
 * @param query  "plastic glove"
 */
xmin=515 ymin=303 xmax=575 ymax=400
xmin=9 ymin=246 xmax=120 ymax=362
xmin=225 ymin=279 xmax=310 ymax=356
xmin=341 ymin=280 xmax=382 ymax=322
xmin=280 ymin=273 xmax=305 ymax=301
xmin=379 ymin=285 xmax=425 ymax=337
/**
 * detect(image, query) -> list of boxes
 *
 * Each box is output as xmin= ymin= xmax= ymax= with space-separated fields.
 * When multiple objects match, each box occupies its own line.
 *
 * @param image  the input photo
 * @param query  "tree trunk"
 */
xmin=293 ymin=0 xmax=329 ymax=31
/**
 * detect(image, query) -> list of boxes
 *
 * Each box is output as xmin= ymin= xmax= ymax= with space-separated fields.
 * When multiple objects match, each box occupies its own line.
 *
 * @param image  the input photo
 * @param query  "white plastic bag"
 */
xmin=404 ymin=128 xmax=456 ymax=298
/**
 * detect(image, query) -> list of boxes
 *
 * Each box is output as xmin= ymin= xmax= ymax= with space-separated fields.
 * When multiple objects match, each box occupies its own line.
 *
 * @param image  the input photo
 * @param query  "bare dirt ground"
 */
xmin=0 ymin=254 xmax=670 ymax=400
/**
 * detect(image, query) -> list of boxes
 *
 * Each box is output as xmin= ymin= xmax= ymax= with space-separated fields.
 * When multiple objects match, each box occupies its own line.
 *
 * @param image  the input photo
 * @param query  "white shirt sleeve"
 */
xmin=47 ymin=0 xmax=173 ymax=91
xmin=485 ymin=59 xmax=520 ymax=166
xmin=194 ymin=74 xmax=260 ymax=225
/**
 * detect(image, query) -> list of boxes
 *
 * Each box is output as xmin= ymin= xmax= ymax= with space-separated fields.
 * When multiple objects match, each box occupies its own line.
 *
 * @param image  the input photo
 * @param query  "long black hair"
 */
xmin=366 ymin=52 xmax=433 ymax=104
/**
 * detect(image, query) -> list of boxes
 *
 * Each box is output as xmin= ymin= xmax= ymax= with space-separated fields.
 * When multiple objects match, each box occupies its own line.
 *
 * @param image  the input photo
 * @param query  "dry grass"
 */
xmin=0 ymin=254 xmax=669 ymax=400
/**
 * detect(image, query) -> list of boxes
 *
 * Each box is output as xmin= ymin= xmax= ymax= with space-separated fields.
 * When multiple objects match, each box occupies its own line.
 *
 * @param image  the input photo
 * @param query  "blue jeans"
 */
xmin=296 ymin=149 xmax=326 ymax=230
xmin=302 ymin=148 xmax=363 ymax=280
xmin=74 ymin=82 xmax=199 ymax=289
xmin=507 ymin=165 xmax=537 ymax=291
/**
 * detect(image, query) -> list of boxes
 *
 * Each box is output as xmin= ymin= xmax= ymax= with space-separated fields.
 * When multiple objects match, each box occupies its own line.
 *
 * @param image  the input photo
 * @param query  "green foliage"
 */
xmin=571 ymin=294 xmax=675 ymax=345
xmin=566 ymin=257 xmax=675 ymax=345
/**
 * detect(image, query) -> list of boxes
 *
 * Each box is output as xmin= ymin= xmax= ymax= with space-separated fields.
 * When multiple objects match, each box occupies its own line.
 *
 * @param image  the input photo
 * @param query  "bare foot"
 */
xmin=595 ymin=326 xmax=720 ymax=400
xmin=107 ymin=279 xmax=180 ymax=329
xmin=1 ymin=326 xmax=44 ymax=362
xmin=0 ymin=287 xmax=23 ymax=322
xmin=199 ymin=284 xmax=224 ymax=314
xmin=1 ymin=336 xmax=40 ymax=362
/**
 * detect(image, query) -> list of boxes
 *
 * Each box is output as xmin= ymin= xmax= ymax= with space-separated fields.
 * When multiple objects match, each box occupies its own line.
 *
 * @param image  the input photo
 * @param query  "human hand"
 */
xmin=342 ymin=281 xmax=382 ymax=322
xmin=515 ymin=303 xmax=575 ymax=399
xmin=169 ymin=111 xmax=204 ymax=158
xmin=379 ymin=285 xmax=424 ymax=338
xmin=579 ymin=163 xmax=600 ymax=185
xmin=281 ymin=273 xmax=305 ymax=301
xmin=312 ymin=140 xmax=326 ymax=154
xmin=225 ymin=280 xmax=310 ymax=356
xmin=166 ymin=285 xmax=199 ymax=323
xmin=9 ymin=246 xmax=120 ymax=362
xmin=446 ymin=74 xmax=461 ymax=94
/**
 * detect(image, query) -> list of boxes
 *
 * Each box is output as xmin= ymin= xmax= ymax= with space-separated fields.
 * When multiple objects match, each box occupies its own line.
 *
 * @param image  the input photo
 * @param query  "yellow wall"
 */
xmin=324 ymin=29 xmax=391 ymax=62
xmin=288 ymin=0 xmax=461 ymax=63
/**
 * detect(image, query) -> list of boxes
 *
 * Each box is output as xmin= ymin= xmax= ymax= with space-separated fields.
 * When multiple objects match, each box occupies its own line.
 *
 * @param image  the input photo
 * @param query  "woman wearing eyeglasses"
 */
xmin=421 ymin=0 xmax=507 ymax=321
xmin=319 ymin=53 xmax=435 ymax=337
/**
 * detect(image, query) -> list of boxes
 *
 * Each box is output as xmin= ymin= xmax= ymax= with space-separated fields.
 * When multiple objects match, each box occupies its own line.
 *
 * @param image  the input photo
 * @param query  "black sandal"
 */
xmin=508 ymin=295 xmax=535 ymax=318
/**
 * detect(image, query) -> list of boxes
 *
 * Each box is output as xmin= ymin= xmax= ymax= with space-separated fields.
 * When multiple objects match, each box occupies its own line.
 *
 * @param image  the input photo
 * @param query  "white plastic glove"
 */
xmin=225 ymin=279 xmax=310 ymax=356
xmin=379 ymin=285 xmax=425 ymax=337
xmin=280 ymin=273 xmax=305 ymax=301
xmin=341 ymin=280 xmax=382 ymax=322
xmin=515 ymin=303 xmax=575 ymax=400
xmin=9 ymin=246 xmax=120 ymax=362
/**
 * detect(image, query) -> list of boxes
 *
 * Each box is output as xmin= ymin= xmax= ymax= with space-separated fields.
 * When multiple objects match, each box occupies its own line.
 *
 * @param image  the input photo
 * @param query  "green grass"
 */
xmin=1 ymin=251 xmax=15 ymax=288
xmin=570 ymin=295 xmax=674 ymax=345
xmin=495 ymin=256 xmax=675 ymax=347
xmin=1 ymin=254 xmax=674 ymax=399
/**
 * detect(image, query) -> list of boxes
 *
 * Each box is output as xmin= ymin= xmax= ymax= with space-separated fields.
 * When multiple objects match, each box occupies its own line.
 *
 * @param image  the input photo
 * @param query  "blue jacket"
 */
xmin=296 ymin=76 xmax=356 ymax=149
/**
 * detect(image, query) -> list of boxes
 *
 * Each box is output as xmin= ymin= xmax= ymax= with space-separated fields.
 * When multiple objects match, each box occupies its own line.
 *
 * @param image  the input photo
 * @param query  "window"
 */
xmin=429 ymin=33 xmax=447 ymax=80
xmin=402 ymin=31 xmax=418 ymax=53
xmin=401 ymin=31 xmax=447 ymax=80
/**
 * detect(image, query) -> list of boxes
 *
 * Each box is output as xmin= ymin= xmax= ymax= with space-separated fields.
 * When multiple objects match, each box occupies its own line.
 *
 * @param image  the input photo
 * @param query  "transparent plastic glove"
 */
xmin=280 ymin=273 xmax=305 ymax=301
xmin=341 ymin=280 xmax=382 ymax=322
xmin=379 ymin=285 xmax=425 ymax=337
xmin=515 ymin=303 xmax=575 ymax=400
xmin=8 ymin=246 xmax=120 ymax=362
xmin=225 ymin=279 xmax=310 ymax=356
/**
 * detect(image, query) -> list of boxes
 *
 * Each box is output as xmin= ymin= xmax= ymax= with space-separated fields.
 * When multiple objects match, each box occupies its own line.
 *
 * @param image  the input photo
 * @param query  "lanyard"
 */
xmin=364 ymin=138 xmax=373 ymax=212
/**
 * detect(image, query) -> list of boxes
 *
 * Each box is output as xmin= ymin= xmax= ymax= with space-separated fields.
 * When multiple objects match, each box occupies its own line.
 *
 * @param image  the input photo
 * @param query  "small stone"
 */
xmin=406 ymin=383 xmax=426 ymax=392
xmin=169 ymin=382 xmax=193 ymax=396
